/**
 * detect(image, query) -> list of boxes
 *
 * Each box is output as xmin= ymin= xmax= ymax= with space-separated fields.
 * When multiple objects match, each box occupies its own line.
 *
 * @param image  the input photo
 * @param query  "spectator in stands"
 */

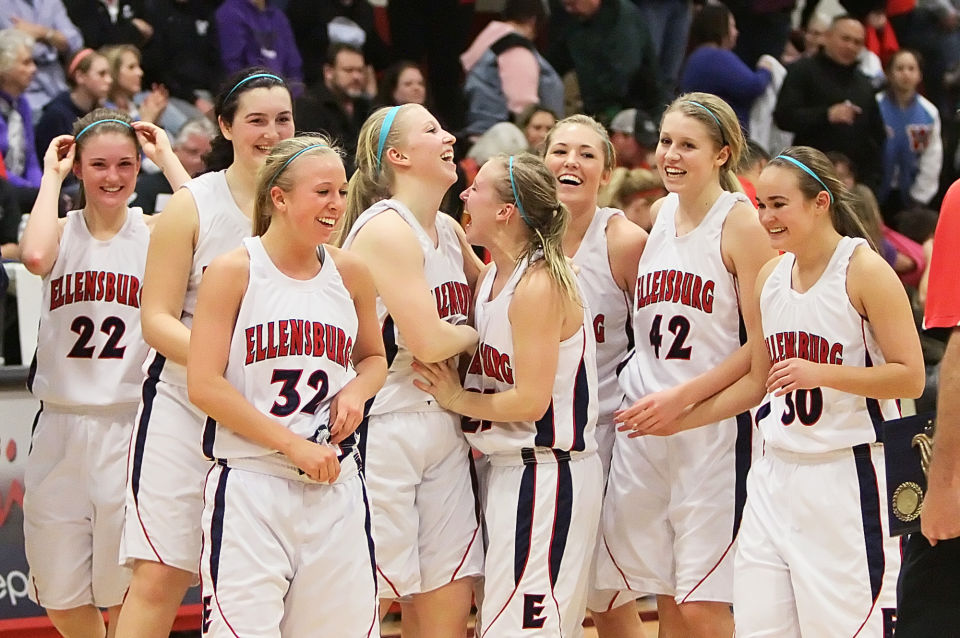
xmin=680 ymin=3 xmax=774 ymax=128
xmin=133 ymin=116 xmax=214 ymax=214
xmin=547 ymin=0 xmax=667 ymax=125
xmin=102 ymin=44 xmax=168 ymax=125
xmin=877 ymin=49 xmax=942 ymax=217
xmin=63 ymin=0 xmax=154 ymax=49
xmin=34 ymin=48 xmax=111 ymax=158
xmin=728 ymin=0 xmax=796 ymax=67
xmin=139 ymin=0 xmax=221 ymax=115
xmin=0 ymin=30 xmax=42 ymax=194
xmin=0 ymin=0 xmax=83 ymax=117
xmin=516 ymin=103 xmax=556 ymax=153
xmin=608 ymin=107 xmax=658 ymax=169
xmin=461 ymin=0 xmax=564 ymax=139
xmin=388 ymin=0 xmax=474 ymax=129
xmin=375 ymin=60 xmax=428 ymax=108
xmin=598 ymin=166 xmax=665 ymax=230
xmin=0 ymin=174 xmax=21 ymax=259
xmin=286 ymin=0 xmax=390 ymax=87
xmin=215 ymin=0 xmax=302 ymax=89
xmin=294 ymin=43 xmax=370 ymax=173
xmin=634 ymin=0 xmax=691 ymax=94
xmin=774 ymin=15 xmax=886 ymax=191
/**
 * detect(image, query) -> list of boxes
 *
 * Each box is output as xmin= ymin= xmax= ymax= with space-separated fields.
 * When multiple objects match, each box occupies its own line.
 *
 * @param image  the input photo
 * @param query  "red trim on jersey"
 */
xmin=680 ymin=537 xmax=735 ymax=603
xmin=377 ymin=565 xmax=401 ymax=599
xmin=450 ymin=524 xmax=481 ymax=582
xmin=602 ymin=535 xmax=636 ymax=592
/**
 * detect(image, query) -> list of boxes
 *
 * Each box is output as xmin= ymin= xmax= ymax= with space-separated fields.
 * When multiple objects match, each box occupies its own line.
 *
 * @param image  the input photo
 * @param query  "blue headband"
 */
xmin=508 ymin=156 xmax=533 ymax=228
xmin=376 ymin=105 xmax=402 ymax=173
xmin=687 ymin=101 xmax=727 ymax=146
xmin=775 ymin=155 xmax=835 ymax=203
xmin=268 ymin=144 xmax=327 ymax=187
xmin=225 ymin=73 xmax=284 ymax=101
xmin=75 ymin=118 xmax=133 ymax=140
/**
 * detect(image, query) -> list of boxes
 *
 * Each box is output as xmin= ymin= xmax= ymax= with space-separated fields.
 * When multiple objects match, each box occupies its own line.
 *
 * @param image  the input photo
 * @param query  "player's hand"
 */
xmin=133 ymin=121 xmax=172 ymax=164
xmin=921 ymin=469 xmax=960 ymax=544
xmin=412 ymin=357 xmax=465 ymax=410
xmin=42 ymin=135 xmax=75 ymax=181
xmin=614 ymin=386 xmax=688 ymax=437
xmin=766 ymin=358 xmax=822 ymax=396
xmin=286 ymin=438 xmax=340 ymax=484
xmin=329 ymin=382 xmax=367 ymax=444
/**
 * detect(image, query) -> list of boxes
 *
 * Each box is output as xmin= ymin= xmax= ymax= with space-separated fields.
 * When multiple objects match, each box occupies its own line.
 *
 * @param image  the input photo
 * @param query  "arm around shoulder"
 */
xmin=348 ymin=212 xmax=478 ymax=362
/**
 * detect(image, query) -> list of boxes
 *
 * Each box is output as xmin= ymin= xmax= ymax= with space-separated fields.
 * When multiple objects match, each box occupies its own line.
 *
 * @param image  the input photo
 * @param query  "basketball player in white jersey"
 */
xmin=542 ymin=114 xmax=649 ymax=638
xmin=186 ymin=136 xmax=386 ymax=637
xmin=116 ymin=69 xmax=295 ymax=638
xmin=19 ymin=109 xmax=189 ymax=638
xmin=625 ymin=145 xmax=924 ymax=636
xmin=336 ymin=104 xmax=484 ymax=636
xmin=414 ymin=152 xmax=603 ymax=638
xmin=598 ymin=93 xmax=775 ymax=637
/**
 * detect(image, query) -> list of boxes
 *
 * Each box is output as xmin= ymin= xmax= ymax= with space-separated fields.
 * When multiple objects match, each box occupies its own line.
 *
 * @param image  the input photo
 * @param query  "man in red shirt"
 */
xmin=896 ymin=179 xmax=960 ymax=635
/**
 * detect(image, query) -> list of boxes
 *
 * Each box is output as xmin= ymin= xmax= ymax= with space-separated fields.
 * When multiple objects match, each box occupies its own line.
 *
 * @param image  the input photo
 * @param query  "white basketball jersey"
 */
xmin=148 ymin=170 xmax=252 ymax=386
xmin=29 ymin=208 xmax=150 ymax=407
xmin=619 ymin=191 xmax=746 ymax=402
xmin=341 ymin=199 xmax=471 ymax=415
xmin=757 ymin=237 xmax=900 ymax=453
xmin=572 ymin=207 xmax=631 ymax=424
xmin=462 ymin=257 xmax=599 ymax=457
xmin=202 ymin=237 xmax=360 ymax=476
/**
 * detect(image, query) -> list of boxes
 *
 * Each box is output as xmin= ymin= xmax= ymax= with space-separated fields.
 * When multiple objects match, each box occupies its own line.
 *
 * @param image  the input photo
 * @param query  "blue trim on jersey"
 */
xmin=755 ymin=401 xmax=772 ymax=426
xmin=358 ymin=476 xmax=379 ymax=621
xmin=354 ymin=397 xmax=375 ymax=476
xmin=514 ymin=462 xmax=537 ymax=584
xmin=26 ymin=351 xmax=37 ymax=393
xmin=616 ymin=348 xmax=634 ymax=377
xmin=467 ymin=453 xmax=482 ymax=523
xmin=853 ymin=444 xmax=885 ymax=603
xmin=733 ymin=411 xmax=752 ymax=538
xmin=381 ymin=315 xmax=398 ymax=369
xmin=28 ymin=405 xmax=43 ymax=454
xmin=548 ymin=454 xmax=573 ymax=586
xmin=863 ymin=350 xmax=885 ymax=442
xmin=209 ymin=465 xmax=230 ymax=589
xmin=534 ymin=402 xmax=556 ymax=448
xmin=131 ymin=352 xmax=166 ymax=504
xmin=202 ymin=416 xmax=217 ymax=460
xmin=572 ymin=358 xmax=589 ymax=452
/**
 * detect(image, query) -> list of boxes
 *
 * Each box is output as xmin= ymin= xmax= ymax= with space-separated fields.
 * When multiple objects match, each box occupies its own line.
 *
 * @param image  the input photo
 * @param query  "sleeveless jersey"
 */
xmin=202 ymin=237 xmax=360 ymax=477
xmin=619 ymin=191 xmax=746 ymax=401
xmin=149 ymin=170 xmax=252 ymax=387
xmin=462 ymin=257 xmax=599 ymax=457
xmin=29 ymin=208 xmax=150 ymax=407
xmin=757 ymin=237 xmax=900 ymax=453
xmin=341 ymin=199 xmax=471 ymax=415
xmin=572 ymin=207 xmax=631 ymax=424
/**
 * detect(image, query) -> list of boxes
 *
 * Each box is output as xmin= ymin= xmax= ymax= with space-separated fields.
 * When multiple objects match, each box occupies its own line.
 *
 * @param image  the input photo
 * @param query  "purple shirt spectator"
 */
xmin=0 ymin=89 xmax=41 ymax=189
xmin=680 ymin=47 xmax=771 ymax=127
xmin=215 ymin=0 xmax=302 ymax=88
xmin=0 ymin=0 xmax=83 ymax=116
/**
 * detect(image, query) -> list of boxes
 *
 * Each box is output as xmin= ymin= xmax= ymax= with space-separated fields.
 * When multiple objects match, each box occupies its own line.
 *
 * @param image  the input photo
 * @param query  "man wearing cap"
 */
xmin=609 ymin=108 xmax=658 ymax=169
